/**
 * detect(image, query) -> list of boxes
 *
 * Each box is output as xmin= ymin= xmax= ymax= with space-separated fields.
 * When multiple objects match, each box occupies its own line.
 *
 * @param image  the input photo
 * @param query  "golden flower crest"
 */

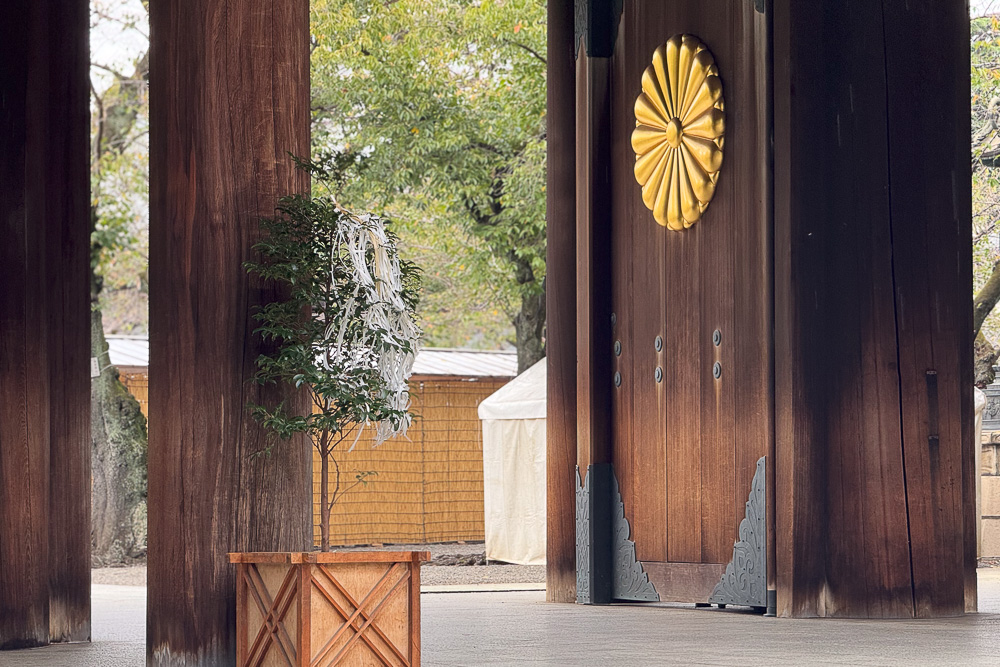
xmin=632 ymin=35 xmax=725 ymax=230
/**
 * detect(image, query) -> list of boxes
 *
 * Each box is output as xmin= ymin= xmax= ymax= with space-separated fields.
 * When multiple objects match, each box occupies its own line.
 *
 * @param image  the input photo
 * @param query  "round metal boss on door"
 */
xmin=713 ymin=329 xmax=722 ymax=346
xmin=713 ymin=362 xmax=722 ymax=379
xmin=655 ymin=366 xmax=663 ymax=383
xmin=655 ymin=335 xmax=663 ymax=352
xmin=614 ymin=340 xmax=622 ymax=356
xmin=631 ymin=34 xmax=725 ymax=230
xmin=614 ymin=372 xmax=622 ymax=387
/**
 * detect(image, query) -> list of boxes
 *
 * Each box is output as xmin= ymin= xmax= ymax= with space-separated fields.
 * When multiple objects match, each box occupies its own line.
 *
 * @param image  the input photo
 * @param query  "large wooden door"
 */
xmin=608 ymin=0 xmax=771 ymax=602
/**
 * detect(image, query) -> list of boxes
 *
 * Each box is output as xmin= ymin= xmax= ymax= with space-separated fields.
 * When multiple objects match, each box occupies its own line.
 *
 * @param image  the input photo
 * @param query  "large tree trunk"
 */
xmin=514 ymin=287 xmax=546 ymax=373
xmin=90 ymin=306 xmax=147 ymax=566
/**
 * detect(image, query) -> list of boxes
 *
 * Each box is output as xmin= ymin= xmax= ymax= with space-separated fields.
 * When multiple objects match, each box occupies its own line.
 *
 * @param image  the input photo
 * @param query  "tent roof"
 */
xmin=477 ymin=357 xmax=546 ymax=421
xmin=106 ymin=335 xmax=149 ymax=368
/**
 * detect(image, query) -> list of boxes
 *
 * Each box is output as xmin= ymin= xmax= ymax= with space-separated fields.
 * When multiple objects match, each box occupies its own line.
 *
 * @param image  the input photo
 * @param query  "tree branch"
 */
xmin=502 ymin=38 xmax=547 ymax=65
xmin=974 ymin=259 xmax=1000 ymax=336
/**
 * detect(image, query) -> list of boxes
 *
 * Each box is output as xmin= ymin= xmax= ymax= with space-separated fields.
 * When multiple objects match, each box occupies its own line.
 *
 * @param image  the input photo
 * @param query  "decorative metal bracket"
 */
xmin=708 ymin=456 xmax=767 ymax=609
xmin=575 ymin=467 xmax=592 ymax=603
xmin=611 ymin=474 xmax=659 ymax=601
xmin=574 ymin=0 xmax=624 ymax=58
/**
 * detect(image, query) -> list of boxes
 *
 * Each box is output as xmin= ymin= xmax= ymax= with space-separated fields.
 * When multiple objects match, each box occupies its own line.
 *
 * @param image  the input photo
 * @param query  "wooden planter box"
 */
xmin=229 ymin=551 xmax=429 ymax=667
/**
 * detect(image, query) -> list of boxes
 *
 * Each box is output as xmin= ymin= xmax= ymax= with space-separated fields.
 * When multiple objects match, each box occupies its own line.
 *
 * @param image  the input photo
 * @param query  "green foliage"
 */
xmin=310 ymin=0 xmax=545 ymax=355
xmin=245 ymin=155 xmax=421 ymax=457
xmin=972 ymin=16 xmax=1000 ymax=342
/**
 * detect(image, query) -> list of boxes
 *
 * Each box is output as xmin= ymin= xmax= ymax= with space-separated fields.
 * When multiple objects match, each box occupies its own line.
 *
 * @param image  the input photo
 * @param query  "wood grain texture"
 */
xmin=233 ymin=556 xmax=423 ymax=667
xmin=43 ymin=0 xmax=91 ymax=644
xmin=640 ymin=562 xmax=727 ymax=603
xmin=0 ymin=0 xmax=51 ymax=650
xmin=545 ymin=0 xmax=579 ymax=604
xmin=773 ymin=0 xmax=971 ymax=618
xmin=148 ymin=0 xmax=312 ymax=662
xmin=881 ymin=0 xmax=972 ymax=618
xmin=576 ymin=51 xmax=614 ymax=473
xmin=0 ymin=0 xmax=90 ymax=649
xmin=608 ymin=0 xmax=770 ymax=575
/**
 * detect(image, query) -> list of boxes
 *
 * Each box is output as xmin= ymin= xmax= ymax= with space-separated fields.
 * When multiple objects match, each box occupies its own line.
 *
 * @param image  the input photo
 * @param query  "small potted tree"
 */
xmin=230 ymin=156 xmax=427 ymax=667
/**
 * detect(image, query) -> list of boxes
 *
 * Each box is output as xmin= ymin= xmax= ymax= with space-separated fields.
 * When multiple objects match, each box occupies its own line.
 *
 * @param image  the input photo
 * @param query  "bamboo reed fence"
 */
xmin=313 ymin=378 xmax=508 ymax=547
xmin=120 ymin=371 xmax=149 ymax=418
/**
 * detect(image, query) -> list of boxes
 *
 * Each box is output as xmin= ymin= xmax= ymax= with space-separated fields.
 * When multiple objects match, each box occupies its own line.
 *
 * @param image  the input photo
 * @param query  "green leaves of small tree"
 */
xmin=246 ymin=157 xmax=421 ymax=550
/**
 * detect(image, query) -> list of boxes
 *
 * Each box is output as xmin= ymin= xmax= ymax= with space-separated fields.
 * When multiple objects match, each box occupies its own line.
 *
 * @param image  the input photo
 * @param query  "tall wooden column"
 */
xmin=148 ymin=1 xmax=312 ymax=663
xmin=773 ymin=0 xmax=973 ymax=618
xmin=45 ymin=0 xmax=92 ymax=644
xmin=0 ymin=0 xmax=90 ymax=649
xmin=573 ymin=0 xmax=617 ymax=604
xmin=546 ymin=0 xmax=579 ymax=604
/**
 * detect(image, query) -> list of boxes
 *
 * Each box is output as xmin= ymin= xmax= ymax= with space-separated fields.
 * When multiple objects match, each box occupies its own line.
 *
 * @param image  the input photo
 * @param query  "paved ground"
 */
xmin=7 ymin=572 xmax=1000 ymax=666
xmin=92 ymin=542 xmax=548 ymax=588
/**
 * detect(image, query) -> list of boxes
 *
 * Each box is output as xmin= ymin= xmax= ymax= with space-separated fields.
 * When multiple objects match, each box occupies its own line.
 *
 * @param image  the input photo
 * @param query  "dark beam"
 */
xmin=148 ymin=1 xmax=313 ymax=663
xmin=546 ymin=0 xmax=579 ymax=604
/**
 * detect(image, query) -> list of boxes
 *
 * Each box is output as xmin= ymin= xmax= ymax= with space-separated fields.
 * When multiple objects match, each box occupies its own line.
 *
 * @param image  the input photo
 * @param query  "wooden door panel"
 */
xmin=610 ymin=0 xmax=771 ymax=575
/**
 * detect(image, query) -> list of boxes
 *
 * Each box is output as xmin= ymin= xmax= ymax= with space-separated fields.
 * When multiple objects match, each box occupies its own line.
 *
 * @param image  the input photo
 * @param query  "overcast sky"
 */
xmin=974 ymin=0 xmax=999 ymax=15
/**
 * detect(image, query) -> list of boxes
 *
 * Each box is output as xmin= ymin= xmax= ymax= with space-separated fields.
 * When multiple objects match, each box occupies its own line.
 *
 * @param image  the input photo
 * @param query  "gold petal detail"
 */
xmin=632 ymin=34 xmax=724 ymax=231
xmin=635 ymin=94 xmax=668 ymax=130
xmin=680 ymin=49 xmax=715 ymax=117
xmin=682 ymin=75 xmax=723 ymax=125
xmin=677 ymin=150 xmax=701 ymax=223
xmin=682 ymin=108 xmax=725 ymax=140
xmin=674 ymin=37 xmax=697 ymax=118
xmin=631 ymin=124 xmax=669 ymax=156
xmin=642 ymin=64 xmax=672 ymax=121
xmin=649 ymin=150 xmax=675 ymax=225
xmin=681 ymin=134 xmax=724 ymax=173
xmin=680 ymin=143 xmax=717 ymax=203
xmin=665 ymin=36 xmax=683 ymax=120
xmin=634 ymin=141 xmax=670 ymax=187
xmin=666 ymin=154 xmax=684 ymax=230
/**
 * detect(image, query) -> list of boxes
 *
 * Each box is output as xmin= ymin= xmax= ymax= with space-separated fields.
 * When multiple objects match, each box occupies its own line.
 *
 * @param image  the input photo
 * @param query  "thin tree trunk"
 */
xmin=90 ymin=307 xmax=147 ymax=565
xmin=320 ymin=447 xmax=330 ymax=552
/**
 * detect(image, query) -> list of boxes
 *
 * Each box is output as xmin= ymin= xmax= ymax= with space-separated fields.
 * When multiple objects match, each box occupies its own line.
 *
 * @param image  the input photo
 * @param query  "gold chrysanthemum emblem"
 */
xmin=632 ymin=34 xmax=725 ymax=230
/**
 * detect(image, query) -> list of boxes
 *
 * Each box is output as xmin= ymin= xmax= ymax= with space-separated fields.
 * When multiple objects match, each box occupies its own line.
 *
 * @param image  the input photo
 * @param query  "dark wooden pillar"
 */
xmin=0 ymin=0 xmax=90 ymax=649
xmin=148 ymin=1 xmax=312 ymax=663
xmin=573 ymin=3 xmax=617 ymax=604
xmin=773 ymin=0 xmax=973 ymax=618
xmin=546 ymin=0 xmax=579 ymax=604
xmin=45 ymin=0 xmax=92 ymax=643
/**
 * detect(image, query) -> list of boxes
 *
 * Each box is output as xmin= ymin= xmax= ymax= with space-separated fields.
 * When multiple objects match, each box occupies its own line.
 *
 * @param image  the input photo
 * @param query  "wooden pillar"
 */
xmin=148 ymin=1 xmax=312 ymax=663
xmin=0 ymin=0 xmax=90 ymax=649
xmin=573 ymin=3 xmax=617 ymax=603
xmin=546 ymin=0 xmax=579 ymax=604
xmin=45 ymin=0 xmax=92 ymax=644
xmin=773 ymin=0 xmax=973 ymax=618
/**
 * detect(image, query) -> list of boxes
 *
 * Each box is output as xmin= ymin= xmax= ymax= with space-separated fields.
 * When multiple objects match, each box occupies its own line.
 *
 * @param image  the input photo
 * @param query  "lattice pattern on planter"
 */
xmin=231 ymin=551 xmax=428 ymax=667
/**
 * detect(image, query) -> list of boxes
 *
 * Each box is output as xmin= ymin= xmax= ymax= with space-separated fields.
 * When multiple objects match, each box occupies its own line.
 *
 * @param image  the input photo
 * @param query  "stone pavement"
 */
xmin=6 ymin=573 xmax=1000 ymax=666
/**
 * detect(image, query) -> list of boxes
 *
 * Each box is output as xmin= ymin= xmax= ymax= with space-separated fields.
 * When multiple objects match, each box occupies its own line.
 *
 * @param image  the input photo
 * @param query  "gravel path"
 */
xmin=92 ymin=565 xmax=146 ymax=586
xmin=91 ymin=542 xmax=545 ymax=587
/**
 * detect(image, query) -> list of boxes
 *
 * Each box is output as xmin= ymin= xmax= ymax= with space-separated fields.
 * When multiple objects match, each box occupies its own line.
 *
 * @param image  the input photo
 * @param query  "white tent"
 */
xmin=477 ymin=358 xmax=546 ymax=565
